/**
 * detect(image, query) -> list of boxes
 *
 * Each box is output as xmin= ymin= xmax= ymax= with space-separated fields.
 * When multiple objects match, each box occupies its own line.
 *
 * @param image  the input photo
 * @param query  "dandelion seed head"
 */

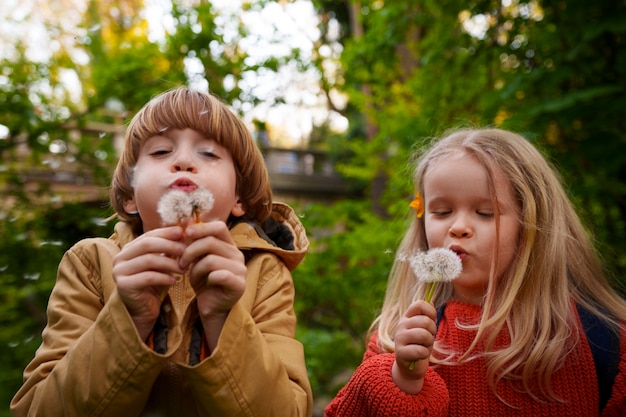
xmin=405 ymin=247 xmax=462 ymax=283
xmin=158 ymin=189 xmax=193 ymax=225
xmin=190 ymin=188 xmax=215 ymax=216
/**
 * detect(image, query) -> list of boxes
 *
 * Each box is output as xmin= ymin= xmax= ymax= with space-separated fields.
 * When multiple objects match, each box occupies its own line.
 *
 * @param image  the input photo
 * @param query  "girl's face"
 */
xmin=423 ymin=152 xmax=520 ymax=304
xmin=123 ymin=128 xmax=244 ymax=232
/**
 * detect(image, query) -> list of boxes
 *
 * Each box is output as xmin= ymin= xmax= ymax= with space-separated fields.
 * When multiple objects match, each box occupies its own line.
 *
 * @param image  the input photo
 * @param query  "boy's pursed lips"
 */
xmin=170 ymin=177 xmax=198 ymax=191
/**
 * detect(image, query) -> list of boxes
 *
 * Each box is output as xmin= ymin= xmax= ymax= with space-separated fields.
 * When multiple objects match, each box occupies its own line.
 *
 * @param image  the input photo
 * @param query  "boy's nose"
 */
xmin=172 ymin=155 xmax=197 ymax=173
xmin=174 ymin=163 xmax=195 ymax=172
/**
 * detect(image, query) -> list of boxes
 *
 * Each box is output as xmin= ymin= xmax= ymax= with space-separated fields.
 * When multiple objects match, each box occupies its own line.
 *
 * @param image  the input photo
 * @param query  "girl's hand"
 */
xmin=392 ymin=300 xmax=437 ymax=394
xmin=112 ymin=226 xmax=186 ymax=341
xmin=179 ymin=221 xmax=247 ymax=350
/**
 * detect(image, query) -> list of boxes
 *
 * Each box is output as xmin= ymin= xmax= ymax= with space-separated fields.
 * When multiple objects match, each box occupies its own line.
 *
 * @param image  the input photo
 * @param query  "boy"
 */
xmin=11 ymin=87 xmax=313 ymax=417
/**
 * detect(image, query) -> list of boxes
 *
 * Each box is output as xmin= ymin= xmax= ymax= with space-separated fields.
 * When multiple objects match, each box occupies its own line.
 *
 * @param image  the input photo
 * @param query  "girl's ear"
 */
xmin=230 ymin=197 xmax=245 ymax=217
xmin=123 ymin=198 xmax=138 ymax=214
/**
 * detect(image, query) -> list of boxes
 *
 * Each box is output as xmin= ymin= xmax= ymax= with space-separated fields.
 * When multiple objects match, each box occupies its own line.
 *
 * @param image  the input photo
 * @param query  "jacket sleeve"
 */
xmin=10 ymin=242 xmax=177 ymax=417
xmin=601 ymin=325 xmax=626 ymax=417
xmin=324 ymin=335 xmax=449 ymax=417
xmin=177 ymin=252 xmax=312 ymax=417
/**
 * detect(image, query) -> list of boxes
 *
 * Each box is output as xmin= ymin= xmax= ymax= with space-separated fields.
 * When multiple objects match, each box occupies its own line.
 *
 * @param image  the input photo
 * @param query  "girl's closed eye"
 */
xmin=477 ymin=210 xmax=494 ymax=217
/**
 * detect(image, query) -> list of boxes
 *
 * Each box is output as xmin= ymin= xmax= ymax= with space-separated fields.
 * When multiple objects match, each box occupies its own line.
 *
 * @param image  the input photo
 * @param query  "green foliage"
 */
xmin=2 ymin=1 xmax=626 ymax=414
xmin=292 ymin=199 xmax=410 ymax=397
xmin=301 ymin=0 xmax=626 ymax=403
xmin=324 ymin=0 xmax=626 ymax=283
xmin=0 ymin=201 xmax=114 ymax=411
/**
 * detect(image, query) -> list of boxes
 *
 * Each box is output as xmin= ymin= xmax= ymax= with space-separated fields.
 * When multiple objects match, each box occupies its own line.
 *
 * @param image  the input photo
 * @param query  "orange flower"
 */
xmin=409 ymin=193 xmax=424 ymax=218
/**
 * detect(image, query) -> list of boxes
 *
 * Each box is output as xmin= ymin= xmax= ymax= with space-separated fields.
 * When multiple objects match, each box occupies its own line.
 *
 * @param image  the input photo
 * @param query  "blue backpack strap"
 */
xmin=436 ymin=304 xmax=446 ymax=329
xmin=576 ymin=305 xmax=620 ymax=414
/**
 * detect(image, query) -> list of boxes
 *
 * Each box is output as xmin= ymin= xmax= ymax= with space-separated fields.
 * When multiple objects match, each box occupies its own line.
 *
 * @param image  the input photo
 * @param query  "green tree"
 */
xmin=296 ymin=0 xmax=626 ymax=405
xmin=0 ymin=1 xmax=310 ymax=412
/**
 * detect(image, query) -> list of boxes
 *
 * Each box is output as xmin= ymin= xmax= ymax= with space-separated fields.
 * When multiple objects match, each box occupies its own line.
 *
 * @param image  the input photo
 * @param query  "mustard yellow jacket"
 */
xmin=11 ymin=203 xmax=313 ymax=417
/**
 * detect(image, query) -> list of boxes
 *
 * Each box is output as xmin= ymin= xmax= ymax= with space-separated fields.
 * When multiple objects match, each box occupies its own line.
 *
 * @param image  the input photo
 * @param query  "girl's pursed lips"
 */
xmin=449 ymin=244 xmax=467 ymax=259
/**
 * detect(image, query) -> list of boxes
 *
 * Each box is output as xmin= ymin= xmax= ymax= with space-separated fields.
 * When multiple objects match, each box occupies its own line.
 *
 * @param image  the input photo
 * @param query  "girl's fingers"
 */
xmin=404 ymin=299 xmax=437 ymax=322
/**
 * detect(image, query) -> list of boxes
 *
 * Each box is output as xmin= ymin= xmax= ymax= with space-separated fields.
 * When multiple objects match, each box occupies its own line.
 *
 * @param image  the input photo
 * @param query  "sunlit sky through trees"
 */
xmin=0 ymin=0 xmax=349 ymax=146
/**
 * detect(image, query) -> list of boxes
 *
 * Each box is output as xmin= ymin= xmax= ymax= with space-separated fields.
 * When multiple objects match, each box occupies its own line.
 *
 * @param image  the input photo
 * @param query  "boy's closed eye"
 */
xmin=199 ymin=150 xmax=219 ymax=159
xmin=150 ymin=149 xmax=172 ymax=156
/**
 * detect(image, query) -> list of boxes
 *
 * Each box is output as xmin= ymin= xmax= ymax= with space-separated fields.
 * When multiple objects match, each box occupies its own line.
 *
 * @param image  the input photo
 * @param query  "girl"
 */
xmin=11 ymin=87 xmax=313 ymax=417
xmin=325 ymin=128 xmax=626 ymax=416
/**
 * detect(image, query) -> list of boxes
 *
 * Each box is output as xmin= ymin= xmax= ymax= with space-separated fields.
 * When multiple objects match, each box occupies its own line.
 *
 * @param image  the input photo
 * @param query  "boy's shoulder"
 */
xmin=65 ymin=231 xmax=125 ymax=268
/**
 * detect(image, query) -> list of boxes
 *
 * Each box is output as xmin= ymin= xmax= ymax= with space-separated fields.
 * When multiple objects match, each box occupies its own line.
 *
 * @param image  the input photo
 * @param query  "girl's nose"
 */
xmin=449 ymin=216 xmax=473 ymax=238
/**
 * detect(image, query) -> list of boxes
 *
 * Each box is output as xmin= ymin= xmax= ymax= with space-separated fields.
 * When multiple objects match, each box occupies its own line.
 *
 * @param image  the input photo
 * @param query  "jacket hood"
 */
xmin=229 ymin=202 xmax=308 ymax=271
xmin=112 ymin=201 xmax=308 ymax=271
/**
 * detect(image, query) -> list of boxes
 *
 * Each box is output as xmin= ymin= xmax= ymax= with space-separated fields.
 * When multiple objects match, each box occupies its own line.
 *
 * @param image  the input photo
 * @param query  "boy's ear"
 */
xmin=123 ymin=198 xmax=138 ymax=214
xmin=230 ymin=198 xmax=245 ymax=217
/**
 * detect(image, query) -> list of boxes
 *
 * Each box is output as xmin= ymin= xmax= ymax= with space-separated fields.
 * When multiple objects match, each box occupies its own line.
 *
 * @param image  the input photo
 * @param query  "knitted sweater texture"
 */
xmin=325 ymin=301 xmax=626 ymax=417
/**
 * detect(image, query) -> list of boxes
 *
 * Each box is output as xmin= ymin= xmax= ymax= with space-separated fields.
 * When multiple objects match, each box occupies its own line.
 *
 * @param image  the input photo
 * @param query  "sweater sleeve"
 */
xmin=601 ymin=325 xmax=626 ymax=417
xmin=177 ymin=254 xmax=312 ymax=417
xmin=10 ymin=242 xmax=177 ymax=417
xmin=324 ymin=346 xmax=449 ymax=417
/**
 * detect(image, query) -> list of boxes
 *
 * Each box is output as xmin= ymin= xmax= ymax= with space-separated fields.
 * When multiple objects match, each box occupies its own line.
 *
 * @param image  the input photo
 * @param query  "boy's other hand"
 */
xmin=113 ymin=226 xmax=186 ymax=341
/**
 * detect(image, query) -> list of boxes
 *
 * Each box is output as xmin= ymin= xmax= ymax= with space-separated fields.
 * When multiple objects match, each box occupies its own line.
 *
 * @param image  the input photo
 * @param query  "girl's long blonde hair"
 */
xmin=371 ymin=128 xmax=626 ymax=401
xmin=109 ymin=87 xmax=272 ymax=235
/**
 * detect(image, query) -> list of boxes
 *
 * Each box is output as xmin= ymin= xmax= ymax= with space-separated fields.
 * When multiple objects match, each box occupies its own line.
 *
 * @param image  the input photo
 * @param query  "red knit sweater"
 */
xmin=325 ymin=301 xmax=626 ymax=417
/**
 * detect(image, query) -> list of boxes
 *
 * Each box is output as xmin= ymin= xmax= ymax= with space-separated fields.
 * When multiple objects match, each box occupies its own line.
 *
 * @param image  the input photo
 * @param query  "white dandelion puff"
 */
xmin=412 ymin=247 xmax=462 ymax=283
xmin=400 ymin=247 xmax=462 ymax=303
xmin=189 ymin=188 xmax=215 ymax=222
xmin=157 ymin=189 xmax=193 ymax=225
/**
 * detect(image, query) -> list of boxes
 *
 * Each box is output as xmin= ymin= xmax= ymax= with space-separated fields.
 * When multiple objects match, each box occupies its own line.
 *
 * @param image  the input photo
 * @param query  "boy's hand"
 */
xmin=179 ymin=221 xmax=247 ymax=350
xmin=392 ymin=300 xmax=437 ymax=394
xmin=112 ymin=226 xmax=186 ymax=341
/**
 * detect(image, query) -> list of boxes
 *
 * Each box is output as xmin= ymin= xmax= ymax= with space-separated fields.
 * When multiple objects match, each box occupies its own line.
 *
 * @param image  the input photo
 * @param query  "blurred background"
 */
xmin=1 ymin=0 xmax=625 ymax=415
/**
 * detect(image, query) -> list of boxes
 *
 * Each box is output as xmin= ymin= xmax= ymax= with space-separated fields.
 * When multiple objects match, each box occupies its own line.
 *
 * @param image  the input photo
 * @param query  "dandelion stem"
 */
xmin=424 ymin=281 xmax=438 ymax=303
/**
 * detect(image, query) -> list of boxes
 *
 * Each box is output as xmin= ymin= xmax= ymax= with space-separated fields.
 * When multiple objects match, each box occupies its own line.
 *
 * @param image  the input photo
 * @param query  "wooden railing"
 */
xmin=263 ymin=147 xmax=349 ymax=200
xmin=6 ymin=121 xmax=352 ymax=203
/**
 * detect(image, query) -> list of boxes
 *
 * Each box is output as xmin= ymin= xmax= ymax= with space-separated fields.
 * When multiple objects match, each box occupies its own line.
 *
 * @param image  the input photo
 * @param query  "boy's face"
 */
xmin=123 ymin=128 xmax=244 ymax=232
xmin=422 ymin=152 xmax=520 ymax=305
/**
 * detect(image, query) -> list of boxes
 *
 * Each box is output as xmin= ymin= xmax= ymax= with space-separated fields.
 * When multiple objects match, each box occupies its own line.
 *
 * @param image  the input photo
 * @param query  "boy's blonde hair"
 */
xmin=373 ymin=127 xmax=626 ymax=401
xmin=110 ymin=87 xmax=272 ymax=234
